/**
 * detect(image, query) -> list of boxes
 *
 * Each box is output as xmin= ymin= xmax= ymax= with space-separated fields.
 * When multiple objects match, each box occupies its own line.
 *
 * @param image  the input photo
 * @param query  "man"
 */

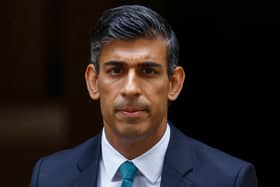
xmin=30 ymin=5 xmax=257 ymax=187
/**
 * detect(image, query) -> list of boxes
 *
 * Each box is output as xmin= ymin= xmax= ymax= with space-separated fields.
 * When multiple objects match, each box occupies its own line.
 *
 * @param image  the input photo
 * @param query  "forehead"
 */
xmin=99 ymin=38 xmax=167 ymax=65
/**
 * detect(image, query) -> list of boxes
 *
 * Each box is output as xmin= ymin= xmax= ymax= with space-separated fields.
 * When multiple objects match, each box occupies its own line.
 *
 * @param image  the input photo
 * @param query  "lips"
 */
xmin=116 ymin=106 xmax=147 ymax=118
xmin=119 ymin=107 xmax=145 ymax=112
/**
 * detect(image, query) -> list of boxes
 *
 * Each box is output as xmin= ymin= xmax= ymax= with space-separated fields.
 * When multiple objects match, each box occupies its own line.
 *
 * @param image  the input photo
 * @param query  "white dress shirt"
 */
xmin=97 ymin=124 xmax=170 ymax=187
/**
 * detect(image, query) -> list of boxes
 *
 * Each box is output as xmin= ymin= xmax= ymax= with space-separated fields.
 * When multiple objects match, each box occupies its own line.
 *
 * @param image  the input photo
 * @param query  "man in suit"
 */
xmin=30 ymin=5 xmax=257 ymax=187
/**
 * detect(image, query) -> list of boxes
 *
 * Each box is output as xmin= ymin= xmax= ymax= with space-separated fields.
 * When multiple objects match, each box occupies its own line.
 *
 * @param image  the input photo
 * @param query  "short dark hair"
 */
xmin=90 ymin=5 xmax=179 ymax=78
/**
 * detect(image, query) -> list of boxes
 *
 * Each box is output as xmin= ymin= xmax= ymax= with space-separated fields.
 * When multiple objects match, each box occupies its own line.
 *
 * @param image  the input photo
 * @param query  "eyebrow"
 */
xmin=103 ymin=61 xmax=162 ymax=68
xmin=103 ymin=61 xmax=125 ymax=67
xmin=140 ymin=61 xmax=162 ymax=68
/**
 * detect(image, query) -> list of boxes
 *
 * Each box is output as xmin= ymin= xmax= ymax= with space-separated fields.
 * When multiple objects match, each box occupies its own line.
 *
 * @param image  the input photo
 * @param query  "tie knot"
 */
xmin=119 ymin=161 xmax=137 ymax=181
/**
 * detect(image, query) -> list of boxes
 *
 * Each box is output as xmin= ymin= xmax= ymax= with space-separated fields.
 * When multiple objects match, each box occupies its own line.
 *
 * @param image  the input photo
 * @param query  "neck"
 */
xmin=104 ymin=121 xmax=167 ymax=160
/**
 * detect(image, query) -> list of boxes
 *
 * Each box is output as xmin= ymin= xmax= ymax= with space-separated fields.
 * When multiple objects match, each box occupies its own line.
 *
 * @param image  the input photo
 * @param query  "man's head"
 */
xmin=85 ymin=5 xmax=185 ymax=153
xmin=90 ymin=5 xmax=179 ymax=78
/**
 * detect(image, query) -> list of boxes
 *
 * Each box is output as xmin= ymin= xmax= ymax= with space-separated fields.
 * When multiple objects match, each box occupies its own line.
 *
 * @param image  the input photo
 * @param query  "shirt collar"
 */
xmin=101 ymin=128 xmax=127 ymax=181
xmin=132 ymin=124 xmax=170 ymax=183
xmin=101 ymin=124 xmax=170 ymax=184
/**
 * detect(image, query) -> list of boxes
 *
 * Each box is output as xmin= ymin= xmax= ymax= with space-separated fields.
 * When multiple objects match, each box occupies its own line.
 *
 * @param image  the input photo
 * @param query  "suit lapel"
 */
xmin=73 ymin=163 xmax=99 ymax=187
xmin=161 ymin=124 xmax=193 ymax=187
xmin=72 ymin=124 xmax=194 ymax=187
xmin=161 ymin=164 xmax=192 ymax=187
xmin=73 ymin=134 xmax=102 ymax=187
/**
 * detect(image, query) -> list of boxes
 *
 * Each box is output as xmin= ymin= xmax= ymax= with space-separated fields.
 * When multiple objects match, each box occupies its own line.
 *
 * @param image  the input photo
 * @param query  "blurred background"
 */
xmin=1 ymin=0 xmax=278 ymax=186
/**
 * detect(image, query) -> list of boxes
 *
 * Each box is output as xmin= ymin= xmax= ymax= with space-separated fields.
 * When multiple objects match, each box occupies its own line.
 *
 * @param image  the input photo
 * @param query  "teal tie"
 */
xmin=119 ymin=161 xmax=137 ymax=187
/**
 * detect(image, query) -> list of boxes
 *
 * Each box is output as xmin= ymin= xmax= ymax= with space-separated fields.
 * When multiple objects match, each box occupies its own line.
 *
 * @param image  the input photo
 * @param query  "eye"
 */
xmin=141 ymin=67 xmax=157 ymax=75
xmin=108 ymin=66 xmax=123 ymax=75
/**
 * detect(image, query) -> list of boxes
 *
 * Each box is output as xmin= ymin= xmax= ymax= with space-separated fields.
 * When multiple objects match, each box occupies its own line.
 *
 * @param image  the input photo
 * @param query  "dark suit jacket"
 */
xmin=30 ymin=125 xmax=257 ymax=187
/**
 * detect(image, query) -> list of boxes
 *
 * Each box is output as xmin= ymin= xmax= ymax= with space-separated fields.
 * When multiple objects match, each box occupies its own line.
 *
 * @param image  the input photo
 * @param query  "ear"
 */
xmin=85 ymin=64 xmax=100 ymax=100
xmin=168 ymin=66 xmax=185 ymax=101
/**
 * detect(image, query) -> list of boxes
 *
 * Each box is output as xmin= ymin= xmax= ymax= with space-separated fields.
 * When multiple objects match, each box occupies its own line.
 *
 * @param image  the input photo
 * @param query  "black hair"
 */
xmin=90 ymin=5 xmax=179 ymax=78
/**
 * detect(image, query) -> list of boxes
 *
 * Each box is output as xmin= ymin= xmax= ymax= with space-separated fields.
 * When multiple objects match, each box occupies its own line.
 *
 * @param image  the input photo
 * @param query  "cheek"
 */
xmin=144 ymin=81 xmax=169 ymax=106
xmin=98 ymin=80 xmax=115 ymax=111
xmin=98 ymin=78 xmax=119 ymax=97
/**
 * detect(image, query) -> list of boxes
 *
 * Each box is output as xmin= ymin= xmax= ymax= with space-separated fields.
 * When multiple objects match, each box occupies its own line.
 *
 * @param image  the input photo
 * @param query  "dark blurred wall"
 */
xmin=1 ymin=0 xmax=54 ymax=186
xmin=1 ymin=0 xmax=277 ymax=186
xmin=166 ymin=1 xmax=278 ymax=186
xmin=0 ymin=0 xmax=115 ymax=186
xmin=0 ymin=1 xmax=166 ymax=186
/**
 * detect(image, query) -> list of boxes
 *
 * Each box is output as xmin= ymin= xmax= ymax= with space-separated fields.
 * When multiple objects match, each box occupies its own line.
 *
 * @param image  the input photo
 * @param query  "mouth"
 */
xmin=116 ymin=107 xmax=147 ymax=118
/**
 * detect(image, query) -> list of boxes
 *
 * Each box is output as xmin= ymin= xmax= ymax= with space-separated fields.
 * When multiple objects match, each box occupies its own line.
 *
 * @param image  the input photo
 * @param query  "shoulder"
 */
xmin=169 ymin=125 xmax=257 ymax=186
xmin=189 ymin=136 xmax=257 ymax=186
xmin=41 ymin=134 xmax=100 ymax=164
xmin=189 ymin=134 xmax=252 ymax=171
xmin=171 ymin=124 xmax=252 ymax=167
xmin=30 ymin=134 xmax=101 ymax=186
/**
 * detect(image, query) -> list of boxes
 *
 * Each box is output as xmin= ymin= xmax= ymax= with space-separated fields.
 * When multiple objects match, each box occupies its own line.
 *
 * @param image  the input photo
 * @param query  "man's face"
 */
xmin=87 ymin=38 xmax=182 ymax=143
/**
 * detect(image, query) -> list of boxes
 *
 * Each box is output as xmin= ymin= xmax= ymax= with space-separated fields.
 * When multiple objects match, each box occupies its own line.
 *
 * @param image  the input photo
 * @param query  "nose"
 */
xmin=121 ymin=69 xmax=141 ymax=97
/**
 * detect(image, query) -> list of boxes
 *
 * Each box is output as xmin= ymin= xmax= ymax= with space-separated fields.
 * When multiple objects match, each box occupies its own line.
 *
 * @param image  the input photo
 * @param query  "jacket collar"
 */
xmin=72 ymin=123 xmax=194 ymax=187
xmin=73 ymin=133 xmax=101 ymax=187
xmin=160 ymin=124 xmax=193 ymax=187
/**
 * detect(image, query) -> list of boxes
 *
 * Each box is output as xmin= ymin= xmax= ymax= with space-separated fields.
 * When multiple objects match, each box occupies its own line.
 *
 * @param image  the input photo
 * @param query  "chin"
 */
xmin=116 ymin=122 xmax=149 ymax=140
